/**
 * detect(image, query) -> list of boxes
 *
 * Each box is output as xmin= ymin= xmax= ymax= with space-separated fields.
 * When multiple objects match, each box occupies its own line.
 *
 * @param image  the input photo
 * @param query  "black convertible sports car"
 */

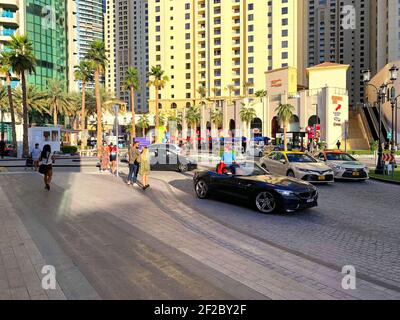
xmin=193 ymin=163 xmax=318 ymax=214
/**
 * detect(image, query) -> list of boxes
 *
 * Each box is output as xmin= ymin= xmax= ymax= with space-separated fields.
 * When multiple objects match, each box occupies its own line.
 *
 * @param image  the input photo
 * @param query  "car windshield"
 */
xmin=231 ymin=163 xmax=269 ymax=176
xmin=286 ymin=153 xmax=317 ymax=163
xmin=326 ymin=153 xmax=356 ymax=161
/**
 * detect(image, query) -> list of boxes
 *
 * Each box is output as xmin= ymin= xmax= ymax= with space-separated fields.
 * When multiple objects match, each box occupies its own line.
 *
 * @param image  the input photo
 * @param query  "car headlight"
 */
xmin=277 ymin=190 xmax=294 ymax=196
xmin=332 ymin=164 xmax=343 ymax=170
xmin=298 ymin=168 xmax=312 ymax=173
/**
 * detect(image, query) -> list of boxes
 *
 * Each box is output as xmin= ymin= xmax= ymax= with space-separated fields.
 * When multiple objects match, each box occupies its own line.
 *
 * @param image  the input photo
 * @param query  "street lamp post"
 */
xmin=362 ymin=65 xmax=398 ymax=174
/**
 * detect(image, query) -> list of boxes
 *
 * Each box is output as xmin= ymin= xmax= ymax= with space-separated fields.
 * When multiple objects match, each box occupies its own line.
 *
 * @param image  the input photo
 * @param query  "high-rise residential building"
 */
xmin=148 ymin=0 xmax=306 ymax=113
xmin=75 ymin=0 xmax=105 ymax=89
xmin=374 ymin=0 xmax=400 ymax=71
xmin=25 ymin=0 xmax=70 ymax=90
xmin=307 ymin=0 xmax=371 ymax=107
xmin=115 ymin=0 xmax=149 ymax=113
xmin=0 ymin=0 xmax=25 ymax=87
xmin=75 ymin=0 xmax=105 ymax=61
xmin=104 ymin=0 xmax=116 ymax=94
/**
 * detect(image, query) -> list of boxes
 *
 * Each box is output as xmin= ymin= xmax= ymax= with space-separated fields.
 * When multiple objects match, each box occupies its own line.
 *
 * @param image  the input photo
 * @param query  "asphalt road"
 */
xmin=158 ymin=170 xmax=400 ymax=291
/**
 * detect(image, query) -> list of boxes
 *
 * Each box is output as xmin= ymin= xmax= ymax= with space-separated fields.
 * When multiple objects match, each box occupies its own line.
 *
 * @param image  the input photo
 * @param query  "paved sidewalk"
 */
xmin=0 ymin=186 xmax=66 ymax=300
xmin=2 ymin=170 xmax=400 ymax=300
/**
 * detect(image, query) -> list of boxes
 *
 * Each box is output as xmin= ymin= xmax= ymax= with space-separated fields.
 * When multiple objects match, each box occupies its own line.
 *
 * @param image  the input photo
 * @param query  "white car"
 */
xmin=149 ymin=143 xmax=182 ymax=154
xmin=260 ymin=151 xmax=335 ymax=183
xmin=316 ymin=151 xmax=369 ymax=180
xmin=246 ymin=143 xmax=266 ymax=158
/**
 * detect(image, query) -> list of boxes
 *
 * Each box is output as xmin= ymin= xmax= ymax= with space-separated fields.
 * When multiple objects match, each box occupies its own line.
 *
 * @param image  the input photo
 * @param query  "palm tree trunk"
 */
xmin=53 ymin=102 xmax=58 ymax=126
xmin=6 ymin=73 xmax=17 ymax=157
xmin=80 ymin=81 xmax=87 ymax=148
xmin=21 ymin=72 xmax=29 ymax=158
xmin=283 ymin=124 xmax=288 ymax=152
xmin=193 ymin=121 xmax=197 ymax=151
xmin=94 ymin=68 xmax=102 ymax=158
xmin=130 ymin=87 xmax=136 ymax=138
xmin=142 ymin=127 xmax=145 ymax=138
xmin=155 ymin=86 xmax=159 ymax=128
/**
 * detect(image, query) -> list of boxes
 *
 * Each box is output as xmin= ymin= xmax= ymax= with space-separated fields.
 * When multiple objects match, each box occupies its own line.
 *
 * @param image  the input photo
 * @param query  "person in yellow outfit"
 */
xmin=139 ymin=146 xmax=150 ymax=190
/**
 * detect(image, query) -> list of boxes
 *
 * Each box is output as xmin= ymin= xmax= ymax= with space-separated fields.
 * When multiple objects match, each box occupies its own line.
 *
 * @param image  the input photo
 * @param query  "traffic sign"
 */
xmin=387 ymin=132 xmax=392 ymax=140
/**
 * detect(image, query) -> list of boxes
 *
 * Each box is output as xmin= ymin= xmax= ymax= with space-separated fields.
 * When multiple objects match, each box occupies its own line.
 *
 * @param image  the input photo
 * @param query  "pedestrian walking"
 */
xmin=127 ymin=141 xmax=140 ymax=185
xmin=109 ymin=142 xmax=118 ymax=175
xmin=0 ymin=140 xmax=5 ymax=159
xmin=139 ymin=146 xmax=150 ymax=190
xmin=30 ymin=143 xmax=42 ymax=171
xmin=336 ymin=140 xmax=341 ymax=150
xmin=100 ymin=141 xmax=110 ymax=172
xmin=39 ymin=144 xmax=55 ymax=191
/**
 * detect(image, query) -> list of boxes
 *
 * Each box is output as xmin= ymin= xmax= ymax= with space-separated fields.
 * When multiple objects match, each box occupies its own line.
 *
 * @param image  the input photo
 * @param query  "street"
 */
xmin=0 ymin=161 xmax=400 ymax=300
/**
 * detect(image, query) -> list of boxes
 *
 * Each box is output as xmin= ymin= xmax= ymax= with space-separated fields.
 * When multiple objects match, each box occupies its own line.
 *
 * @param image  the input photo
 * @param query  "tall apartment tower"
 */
xmin=375 ymin=0 xmax=400 ymax=71
xmin=104 ymin=0 xmax=116 ymax=94
xmin=0 ymin=0 xmax=25 ymax=87
xmin=75 ymin=0 xmax=105 ymax=61
xmin=307 ymin=0 xmax=371 ymax=106
xmin=115 ymin=0 xmax=149 ymax=113
xmin=148 ymin=0 xmax=306 ymax=113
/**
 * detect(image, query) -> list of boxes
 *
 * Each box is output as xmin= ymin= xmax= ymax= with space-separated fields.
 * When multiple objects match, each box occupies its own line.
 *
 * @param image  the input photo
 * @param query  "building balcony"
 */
xmin=0 ymin=14 xmax=18 ymax=25
xmin=0 ymin=0 xmax=19 ymax=8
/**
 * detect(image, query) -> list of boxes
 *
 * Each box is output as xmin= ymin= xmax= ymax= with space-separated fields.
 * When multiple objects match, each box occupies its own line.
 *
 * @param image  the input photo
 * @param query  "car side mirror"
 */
xmin=279 ymin=159 xmax=286 ymax=164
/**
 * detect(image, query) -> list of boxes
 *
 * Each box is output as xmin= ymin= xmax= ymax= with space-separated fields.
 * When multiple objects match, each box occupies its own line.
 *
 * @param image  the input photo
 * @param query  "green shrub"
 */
xmin=61 ymin=146 xmax=78 ymax=154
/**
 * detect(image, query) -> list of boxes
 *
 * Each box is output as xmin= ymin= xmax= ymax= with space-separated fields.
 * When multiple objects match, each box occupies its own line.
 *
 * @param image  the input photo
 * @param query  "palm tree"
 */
xmin=210 ymin=108 xmax=223 ymax=129
xmin=14 ymin=85 xmax=48 ymax=116
xmin=197 ymin=86 xmax=207 ymax=102
xmin=225 ymin=84 xmax=235 ymax=104
xmin=0 ymin=85 xmax=7 ymax=142
xmin=46 ymin=80 xmax=74 ymax=126
xmin=243 ymin=81 xmax=254 ymax=98
xmin=240 ymin=102 xmax=257 ymax=138
xmin=275 ymin=103 xmax=295 ymax=151
xmin=255 ymin=90 xmax=267 ymax=102
xmin=85 ymin=40 xmax=108 ymax=155
xmin=0 ymin=53 xmax=17 ymax=157
xmin=6 ymin=35 xmax=37 ymax=157
xmin=148 ymin=66 xmax=169 ymax=128
xmin=74 ymin=60 xmax=94 ymax=146
xmin=137 ymin=113 xmax=150 ymax=137
xmin=123 ymin=66 xmax=140 ymax=138
xmin=185 ymin=105 xmax=201 ymax=150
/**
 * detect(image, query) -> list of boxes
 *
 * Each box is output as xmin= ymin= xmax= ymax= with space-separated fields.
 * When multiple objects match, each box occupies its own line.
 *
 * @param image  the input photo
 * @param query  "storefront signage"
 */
xmin=271 ymin=79 xmax=283 ymax=87
xmin=332 ymin=96 xmax=344 ymax=127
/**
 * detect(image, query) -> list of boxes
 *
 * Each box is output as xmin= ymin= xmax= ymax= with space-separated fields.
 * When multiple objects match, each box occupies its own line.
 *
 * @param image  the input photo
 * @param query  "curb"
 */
xmin=370 ymin=176 xmax=400 ymax=185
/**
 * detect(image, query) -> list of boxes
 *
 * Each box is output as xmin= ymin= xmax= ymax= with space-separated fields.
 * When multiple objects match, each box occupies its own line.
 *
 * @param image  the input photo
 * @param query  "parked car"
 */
xmin=246 ymin=143 xmax=266 ymax=158
xmin=259 ymin=151 xmax=334 ymax=183
xmin=316 ymin=150 xmax=369 ymax=181
xmin=193 ymin=162 xmax=318 ymax=214
xmin=122 ymin=145 xmax=196 ymax=172
xmin=149 ymin=143 xmax=182 ymax=154
xmin=149 ymin=146 xmax=197 ymax=172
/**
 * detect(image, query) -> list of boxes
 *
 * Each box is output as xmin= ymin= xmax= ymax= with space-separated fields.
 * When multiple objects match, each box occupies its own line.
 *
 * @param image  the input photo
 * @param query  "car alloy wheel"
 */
xmin=178 ymin=164 xmax=188 ymax=172
xmin=195 ymin=180 xmax=209 ymax=199
xmin=255 ymin=191 xmax=277 ymax=213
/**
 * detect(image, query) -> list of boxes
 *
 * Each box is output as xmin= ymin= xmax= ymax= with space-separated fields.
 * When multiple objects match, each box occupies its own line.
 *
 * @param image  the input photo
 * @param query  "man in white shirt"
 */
xmin=30 ymin=143 xmax=42 ymax=171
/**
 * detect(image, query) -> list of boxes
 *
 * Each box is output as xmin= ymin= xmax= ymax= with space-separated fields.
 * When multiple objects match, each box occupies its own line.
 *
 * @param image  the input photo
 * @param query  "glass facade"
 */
xmin=25 ymin=0 xmax=67 ymax=89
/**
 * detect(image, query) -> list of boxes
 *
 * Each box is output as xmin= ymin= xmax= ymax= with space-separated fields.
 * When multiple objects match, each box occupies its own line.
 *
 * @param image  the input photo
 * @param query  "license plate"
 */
xmin=352 ymin=172 xmax=360 ymax=177
xmin=318 ymin=176 xmax=326 ymax=181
